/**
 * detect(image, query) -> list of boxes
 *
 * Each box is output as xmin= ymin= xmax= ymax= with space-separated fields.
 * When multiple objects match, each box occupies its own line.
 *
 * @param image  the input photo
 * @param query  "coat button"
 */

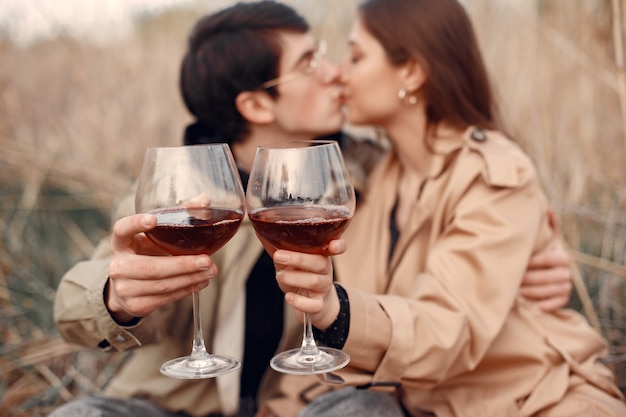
xmin=114 ymin=335 xmax=127 ymax=343
xmin=471 ymin=129 xmax=487 ymax=142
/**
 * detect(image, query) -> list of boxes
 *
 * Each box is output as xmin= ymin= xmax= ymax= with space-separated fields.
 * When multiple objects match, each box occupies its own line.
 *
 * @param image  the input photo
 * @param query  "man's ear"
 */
xmin=235 ymin=91 xmax=275 ymax=124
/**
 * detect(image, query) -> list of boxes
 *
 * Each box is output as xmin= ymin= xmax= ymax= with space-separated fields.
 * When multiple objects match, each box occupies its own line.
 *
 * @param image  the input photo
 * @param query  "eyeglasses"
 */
xmin=261 ymin=40 xmax=327 ymax=89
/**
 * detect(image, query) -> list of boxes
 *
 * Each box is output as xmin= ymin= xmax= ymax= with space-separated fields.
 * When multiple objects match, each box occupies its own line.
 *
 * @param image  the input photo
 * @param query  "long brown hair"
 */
xmin=359 ymin=0 xmax=502 ymax=132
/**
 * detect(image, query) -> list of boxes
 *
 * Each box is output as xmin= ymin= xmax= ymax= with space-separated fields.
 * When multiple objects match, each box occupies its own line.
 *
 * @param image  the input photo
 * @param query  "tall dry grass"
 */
xmin=0 ymin=0 xmax=624 ymax=415
xmin=472 ymin=0 xmax=626 ymax=361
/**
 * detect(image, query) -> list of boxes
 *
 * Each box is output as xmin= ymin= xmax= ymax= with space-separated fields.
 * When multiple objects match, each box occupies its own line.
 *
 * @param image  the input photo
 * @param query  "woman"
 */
xmin=267 ymin=0 xmax=626 ymax=416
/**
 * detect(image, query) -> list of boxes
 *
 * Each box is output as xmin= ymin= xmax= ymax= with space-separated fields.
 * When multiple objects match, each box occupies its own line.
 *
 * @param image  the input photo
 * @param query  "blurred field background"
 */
xmin=0 ymin=0 xmax=625 ymax=415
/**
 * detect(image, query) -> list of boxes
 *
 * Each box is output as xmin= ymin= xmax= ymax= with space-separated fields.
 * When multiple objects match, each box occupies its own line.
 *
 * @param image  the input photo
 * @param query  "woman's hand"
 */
xmin=272 ymin=239 xmax=347 ymax=330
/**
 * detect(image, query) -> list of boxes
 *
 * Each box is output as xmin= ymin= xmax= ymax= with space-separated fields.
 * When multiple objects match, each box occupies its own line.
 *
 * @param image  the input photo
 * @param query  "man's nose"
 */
xmin=319 ymin=58 xmax=340 ymax=84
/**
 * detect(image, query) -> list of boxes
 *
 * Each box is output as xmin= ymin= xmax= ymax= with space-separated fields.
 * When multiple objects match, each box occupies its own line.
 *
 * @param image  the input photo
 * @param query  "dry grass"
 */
xmin=0 ymin=0 xmax=624 ymax=415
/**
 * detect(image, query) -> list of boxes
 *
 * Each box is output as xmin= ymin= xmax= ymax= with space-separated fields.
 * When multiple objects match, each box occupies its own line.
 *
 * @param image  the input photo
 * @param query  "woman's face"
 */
xmin=340 ymin=18 xmax=405 ymax=128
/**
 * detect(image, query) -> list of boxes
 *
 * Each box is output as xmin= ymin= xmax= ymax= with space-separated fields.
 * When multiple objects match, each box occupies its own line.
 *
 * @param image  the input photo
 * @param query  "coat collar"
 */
xmin=423 ymin=123 xmax=474 ymax=180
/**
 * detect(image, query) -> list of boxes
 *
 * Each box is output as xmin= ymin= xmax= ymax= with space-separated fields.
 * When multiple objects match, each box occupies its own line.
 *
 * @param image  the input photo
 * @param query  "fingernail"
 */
xmin=275 ymin=252 xmax=290 ymax=263
xmin=141 ymin=214 xmax=154 ymax=227
xmin=196 ymin=257 xmax=210 ymax=269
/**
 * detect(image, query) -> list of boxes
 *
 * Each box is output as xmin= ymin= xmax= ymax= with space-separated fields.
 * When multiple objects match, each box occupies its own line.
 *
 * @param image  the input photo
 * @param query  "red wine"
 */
xmin=146 ymin=207 xmax=243 ymax=255
xmin=248 ymin=205 xmax=352 ymax=254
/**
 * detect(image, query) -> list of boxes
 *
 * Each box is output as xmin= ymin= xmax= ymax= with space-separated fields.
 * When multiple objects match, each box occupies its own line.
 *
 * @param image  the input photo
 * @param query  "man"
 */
xmin=51 ymin=2 xmax=572 ymax=417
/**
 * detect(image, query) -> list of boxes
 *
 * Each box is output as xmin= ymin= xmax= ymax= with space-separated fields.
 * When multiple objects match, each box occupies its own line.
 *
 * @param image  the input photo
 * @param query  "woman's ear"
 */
xmin=235 ymin=91 xmax=275 ymax=124
xmin=400 ymin=59 xmax=427 ymax=92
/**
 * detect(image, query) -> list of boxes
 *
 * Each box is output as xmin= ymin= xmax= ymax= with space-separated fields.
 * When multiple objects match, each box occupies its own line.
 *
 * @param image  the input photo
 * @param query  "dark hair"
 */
xmin=180 ymin=1 xmax=309 ymax=145
xmin=359 ymin=0 xmax=501 ymax=131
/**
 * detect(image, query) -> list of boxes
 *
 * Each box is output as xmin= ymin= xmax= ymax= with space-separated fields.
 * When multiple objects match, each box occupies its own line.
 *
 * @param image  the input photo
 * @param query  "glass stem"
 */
xmin=190 ymin=291 xmax=210 ymax=360
xmin=300 ymin=312 xmax=320 ymax=357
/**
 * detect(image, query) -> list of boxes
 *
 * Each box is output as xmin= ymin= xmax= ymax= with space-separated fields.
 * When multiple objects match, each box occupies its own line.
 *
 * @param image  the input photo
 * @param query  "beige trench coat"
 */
xmin=265 ymin=125 xmax=625 ymax=416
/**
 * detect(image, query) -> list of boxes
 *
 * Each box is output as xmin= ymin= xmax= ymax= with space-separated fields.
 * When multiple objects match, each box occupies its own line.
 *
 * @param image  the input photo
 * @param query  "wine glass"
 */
xmin=245 ymin=140 xmax=356 ymax=375
xmin=135 ymin=144 xmax=245 ymax=379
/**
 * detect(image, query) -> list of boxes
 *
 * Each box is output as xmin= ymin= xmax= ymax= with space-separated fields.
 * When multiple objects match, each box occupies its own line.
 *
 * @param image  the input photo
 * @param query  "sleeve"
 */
xmin=53 ymin=256 xmax=170 ymax=351
xmin=340 ymin=148 xmax=552 ymax=387
xmin=313 ymin=283 xmax=350 ymax=349
xmin=53 ymin=187 xmax=170 ymax=351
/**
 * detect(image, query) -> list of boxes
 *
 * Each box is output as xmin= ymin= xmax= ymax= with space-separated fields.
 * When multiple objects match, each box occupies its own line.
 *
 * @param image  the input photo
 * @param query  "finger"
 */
xmin=527 ymin=249 xmax=570 ymax=270
xmin=113 ymin=280 xmax=211 ymax=318
xmin=327 ymin=238 xmax=347 ymax=256
xmin=276 ymin=269 xmax=328 ymax=293
xmin=520 ymin=280 xmax=571 ymax=300
xmin=112 ymin=268 xmax=215 ymax=298
xmin=523 ymin=267 xmax=570 ymax=285
xmin=109 ymin=254 xmax=216 ymax=282
xmin=273 ymin=250 xmax=332 ymax=275
xmin=284 ymin=291 xmax=324 ymax=314
xmin=531 ymin=295 xmax=570 ymax=313
xmin=111 ymin=214 xmax=156 ymax=251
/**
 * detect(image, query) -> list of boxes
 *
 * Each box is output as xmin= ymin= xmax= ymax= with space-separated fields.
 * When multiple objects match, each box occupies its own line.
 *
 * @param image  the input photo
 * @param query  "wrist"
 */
xmin=104 ymin=278 xmax=140 ymax=325
xmin=316 ymin=284 xmax=341 ymax=330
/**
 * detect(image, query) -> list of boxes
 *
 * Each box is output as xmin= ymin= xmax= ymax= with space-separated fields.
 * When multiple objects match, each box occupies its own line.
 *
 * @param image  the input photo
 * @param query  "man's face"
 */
xmin=269 ymin=32 xmax=344 ymax=139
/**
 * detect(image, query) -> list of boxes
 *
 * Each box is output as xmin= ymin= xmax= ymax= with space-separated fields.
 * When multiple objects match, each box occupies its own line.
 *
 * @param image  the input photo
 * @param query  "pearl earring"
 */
xmin=398 ymin=88 xmax=417 ymax=105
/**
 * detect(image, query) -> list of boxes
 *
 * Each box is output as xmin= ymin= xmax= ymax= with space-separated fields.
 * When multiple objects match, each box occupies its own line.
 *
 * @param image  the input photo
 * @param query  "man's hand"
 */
xmin=105 ymin=213 xmax=218 ymax=324
xmin=520 ymin=209 xmax=572 ymax=312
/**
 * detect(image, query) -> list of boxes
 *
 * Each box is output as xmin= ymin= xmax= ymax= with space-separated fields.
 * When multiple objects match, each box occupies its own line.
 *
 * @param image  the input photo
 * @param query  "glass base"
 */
xmin=270 ymin=347 xmax=349 ymax=375
xmin=160 ymin=354 xmax=240 ymax=379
